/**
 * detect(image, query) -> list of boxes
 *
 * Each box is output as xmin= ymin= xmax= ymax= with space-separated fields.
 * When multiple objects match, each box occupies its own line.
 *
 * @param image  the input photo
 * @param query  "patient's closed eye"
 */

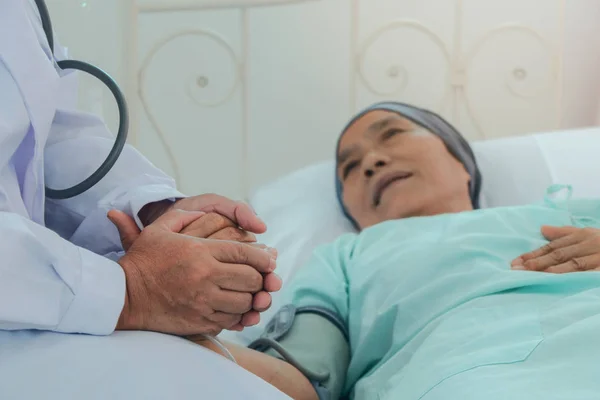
xmin=382 ymin=128 xmax=406 ymax=141
xmin=343 ymin=161 xmax=359 ymax=179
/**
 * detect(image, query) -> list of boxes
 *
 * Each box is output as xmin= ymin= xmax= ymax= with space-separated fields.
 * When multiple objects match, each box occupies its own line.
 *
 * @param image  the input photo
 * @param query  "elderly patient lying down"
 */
xmin=193 ymin=102 xmax=600 ymax=400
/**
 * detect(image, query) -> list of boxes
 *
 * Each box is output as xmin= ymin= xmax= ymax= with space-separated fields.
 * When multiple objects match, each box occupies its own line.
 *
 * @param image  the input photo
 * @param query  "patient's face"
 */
xmin=337 ymin=110 xmax=473 ymax=229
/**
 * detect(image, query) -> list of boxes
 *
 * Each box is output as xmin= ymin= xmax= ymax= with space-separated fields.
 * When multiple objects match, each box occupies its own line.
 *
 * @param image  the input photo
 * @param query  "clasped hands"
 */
xmin=109 ymin=194 xmax=281 ymax=336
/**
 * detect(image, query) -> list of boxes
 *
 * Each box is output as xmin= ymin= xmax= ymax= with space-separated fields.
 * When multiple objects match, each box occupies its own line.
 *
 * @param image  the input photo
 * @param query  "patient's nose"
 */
xmin=363 ymin=152 xmax=389 ymax=178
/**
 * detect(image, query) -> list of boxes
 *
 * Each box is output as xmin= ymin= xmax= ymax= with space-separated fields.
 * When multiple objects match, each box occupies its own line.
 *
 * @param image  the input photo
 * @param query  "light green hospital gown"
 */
xmin=287 ymin=187 xmax=600 ymax=400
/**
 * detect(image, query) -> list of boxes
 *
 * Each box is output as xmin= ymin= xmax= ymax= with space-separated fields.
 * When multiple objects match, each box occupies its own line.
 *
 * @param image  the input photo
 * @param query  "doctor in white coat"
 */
xmin=0 ymin=0 xmax=287 ymax=398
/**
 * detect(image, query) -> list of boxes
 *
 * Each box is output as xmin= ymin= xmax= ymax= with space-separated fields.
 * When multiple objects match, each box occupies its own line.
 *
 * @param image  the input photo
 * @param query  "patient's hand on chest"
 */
xmin=512 ymin=226 xmax=600 ymax=274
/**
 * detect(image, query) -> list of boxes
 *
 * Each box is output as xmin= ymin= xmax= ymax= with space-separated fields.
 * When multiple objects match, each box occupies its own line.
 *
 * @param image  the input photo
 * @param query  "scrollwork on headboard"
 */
xmin=129 ymin=0 xmax=320 ymax=194
xmin=350 ymin=0 xmax=563 ymax=140
xmin=355 ymin=19 xmax=453 ymax=112
xmin=137 ymin=29 xmax=242 ymax=183
xmin=462 ymin=23 xmax=559 ymax=138
xmin=125 ymin=0 xmax=564 ymax=197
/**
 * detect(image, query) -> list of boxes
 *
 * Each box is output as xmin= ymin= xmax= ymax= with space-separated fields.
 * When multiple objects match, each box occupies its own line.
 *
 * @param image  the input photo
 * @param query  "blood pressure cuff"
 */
xmin=248 ymin=305 xmax=350 ymax=400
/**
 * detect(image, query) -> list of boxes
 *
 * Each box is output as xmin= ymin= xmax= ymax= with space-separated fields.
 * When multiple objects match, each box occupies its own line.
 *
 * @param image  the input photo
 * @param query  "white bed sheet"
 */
xmin=0 ymin=330 xmax=289 ymax=400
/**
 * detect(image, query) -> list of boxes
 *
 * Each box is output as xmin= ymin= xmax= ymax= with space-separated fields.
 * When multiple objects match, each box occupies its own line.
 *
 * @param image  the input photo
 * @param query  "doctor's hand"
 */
xmin=179 ymin=212 xmax=281 ymax=329
xmin=180 ymin=212 xmax=257 ymax=243
xmin=511 ymin=226 xmax=600 ymax=273
xmin=108 ymin=209 xmax=277 ymax=336
xmin=138 ymin=193 xmax=266 ymax=235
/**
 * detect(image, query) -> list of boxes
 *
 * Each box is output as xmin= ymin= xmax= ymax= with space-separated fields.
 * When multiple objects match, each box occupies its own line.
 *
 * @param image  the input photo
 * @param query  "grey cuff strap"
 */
xmin=249 ymin=305 xmax=350 ymax=400
xmin=296 ymin=306 xmax=349 ymax=341
xmin=250 ymin=304 xmax=349 ymax=346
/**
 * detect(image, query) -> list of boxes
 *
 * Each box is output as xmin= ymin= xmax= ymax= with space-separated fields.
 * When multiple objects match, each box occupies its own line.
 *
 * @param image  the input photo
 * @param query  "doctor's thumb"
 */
xmin=108 ymin=210 xmax=142 ymax=251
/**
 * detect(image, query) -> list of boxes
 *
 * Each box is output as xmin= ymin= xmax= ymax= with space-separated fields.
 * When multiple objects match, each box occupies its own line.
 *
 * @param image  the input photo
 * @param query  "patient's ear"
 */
xmin=458 ymin=161 xmax=471 ymax=185
xmin=461 ymin=162 xmax=471 ymax=180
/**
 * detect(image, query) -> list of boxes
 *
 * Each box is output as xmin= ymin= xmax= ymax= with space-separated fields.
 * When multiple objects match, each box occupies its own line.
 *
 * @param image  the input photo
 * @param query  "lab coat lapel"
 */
xmin=0 ymin=0 xmax=59 ymax=221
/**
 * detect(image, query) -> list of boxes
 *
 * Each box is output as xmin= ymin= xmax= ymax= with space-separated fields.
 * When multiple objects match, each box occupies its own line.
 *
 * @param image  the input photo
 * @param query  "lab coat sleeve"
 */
xmin=44 ymin=78 xmax=186 ymax=256
xmin=0 ymin=42 xmax=125 ymax=335
xmin=0 ymin=211 xmax=125 ymax=335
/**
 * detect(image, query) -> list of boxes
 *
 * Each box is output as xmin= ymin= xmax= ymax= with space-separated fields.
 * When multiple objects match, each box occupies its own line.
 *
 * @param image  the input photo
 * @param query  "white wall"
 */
xmin=45 ymin=0 xmax=126 ymax=135
xmin=562 ymin=0 xmax=600 ymax=128
xmin=46 ymin=0 xmax=600 ymax=200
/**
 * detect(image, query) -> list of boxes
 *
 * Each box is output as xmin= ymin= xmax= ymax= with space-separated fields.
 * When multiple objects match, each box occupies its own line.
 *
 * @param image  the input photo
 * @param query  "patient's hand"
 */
xmin=511 ymin=226 xmax=600 ymax=273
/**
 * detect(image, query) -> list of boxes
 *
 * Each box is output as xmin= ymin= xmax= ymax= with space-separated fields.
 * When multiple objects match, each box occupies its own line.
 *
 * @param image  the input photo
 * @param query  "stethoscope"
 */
xmin=35 ymin=0 xmax=128 ymax=200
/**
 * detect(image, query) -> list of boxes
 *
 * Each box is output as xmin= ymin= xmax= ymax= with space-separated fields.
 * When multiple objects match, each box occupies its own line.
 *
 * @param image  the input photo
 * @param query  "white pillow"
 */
xmin=475 ymin=128 xmax=600 ymax=208
xmin=221 ymin=127 xmax=600 ymax=344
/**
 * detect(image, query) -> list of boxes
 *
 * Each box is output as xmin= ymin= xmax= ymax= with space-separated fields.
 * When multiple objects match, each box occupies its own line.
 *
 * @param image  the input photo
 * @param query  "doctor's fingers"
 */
xmin=178 ymin=194 xmax=266 ymax=234
xmin=207 ymin=226 xmax=257 ymax=243
xmin=181 ymin=212 xmax=256 ymax=242
xmin=211 ymin=264 xmax=282 ymax=293
xmin=148 ymin=209 xmax=207 ymax=233
xmin=248 ymin=243 xmax=278 ymax=259
xmin=253 ymin=291 xmax=273 ymax=312
xmin=204 ymin=312 xmax=243 ymax=330
xmin=212 ymin=263 xmax=264 ymax=292
xmin=263 ymin=272 xmax=283 ymax=293
xmin=241 ymin=311 xmax=261 ymax=327
xmin=209 ymin=289 xmax=254 ymax=314
xmin=209 ymin=240 xmax=276 ymax=274
xmin=229 ymin=312 xmax=262 ymax=330
xmin=183 ymin=212 xmax=236 ymax=236
xmin=209 ymin=198 xmax=266 ymax=235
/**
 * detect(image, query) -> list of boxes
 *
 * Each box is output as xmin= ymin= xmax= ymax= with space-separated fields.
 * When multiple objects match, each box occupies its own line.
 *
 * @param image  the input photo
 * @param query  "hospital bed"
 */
xmin=1 ymin=127 xmax=599 ymax=399
xmin=222 ymin=126 xmax=600 ymax=344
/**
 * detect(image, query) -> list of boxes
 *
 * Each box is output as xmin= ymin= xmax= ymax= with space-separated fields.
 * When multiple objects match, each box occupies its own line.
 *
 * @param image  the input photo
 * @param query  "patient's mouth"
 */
xmin=373 ymin=172 xmax=413 ymax=207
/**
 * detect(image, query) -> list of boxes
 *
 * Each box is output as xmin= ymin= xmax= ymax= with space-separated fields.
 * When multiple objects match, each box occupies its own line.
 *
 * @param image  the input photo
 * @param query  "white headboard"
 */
xmin=46 ymin=0 xmax=600 ymax=201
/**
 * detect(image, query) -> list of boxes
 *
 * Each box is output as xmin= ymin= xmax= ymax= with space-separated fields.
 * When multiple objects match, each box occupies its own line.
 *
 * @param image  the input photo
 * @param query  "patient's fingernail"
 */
xmin=512 ymin=264 xmax=525 ymax=270
xmin=511 ymin=257 xmax=523 ymax=267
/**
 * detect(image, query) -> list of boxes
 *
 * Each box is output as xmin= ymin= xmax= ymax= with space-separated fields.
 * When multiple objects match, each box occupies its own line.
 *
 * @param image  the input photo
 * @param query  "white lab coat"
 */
xmin=0 ymin=4 xmax=292 ymax=399
xmin=0 ymin=0 xmax=185 ymax=335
